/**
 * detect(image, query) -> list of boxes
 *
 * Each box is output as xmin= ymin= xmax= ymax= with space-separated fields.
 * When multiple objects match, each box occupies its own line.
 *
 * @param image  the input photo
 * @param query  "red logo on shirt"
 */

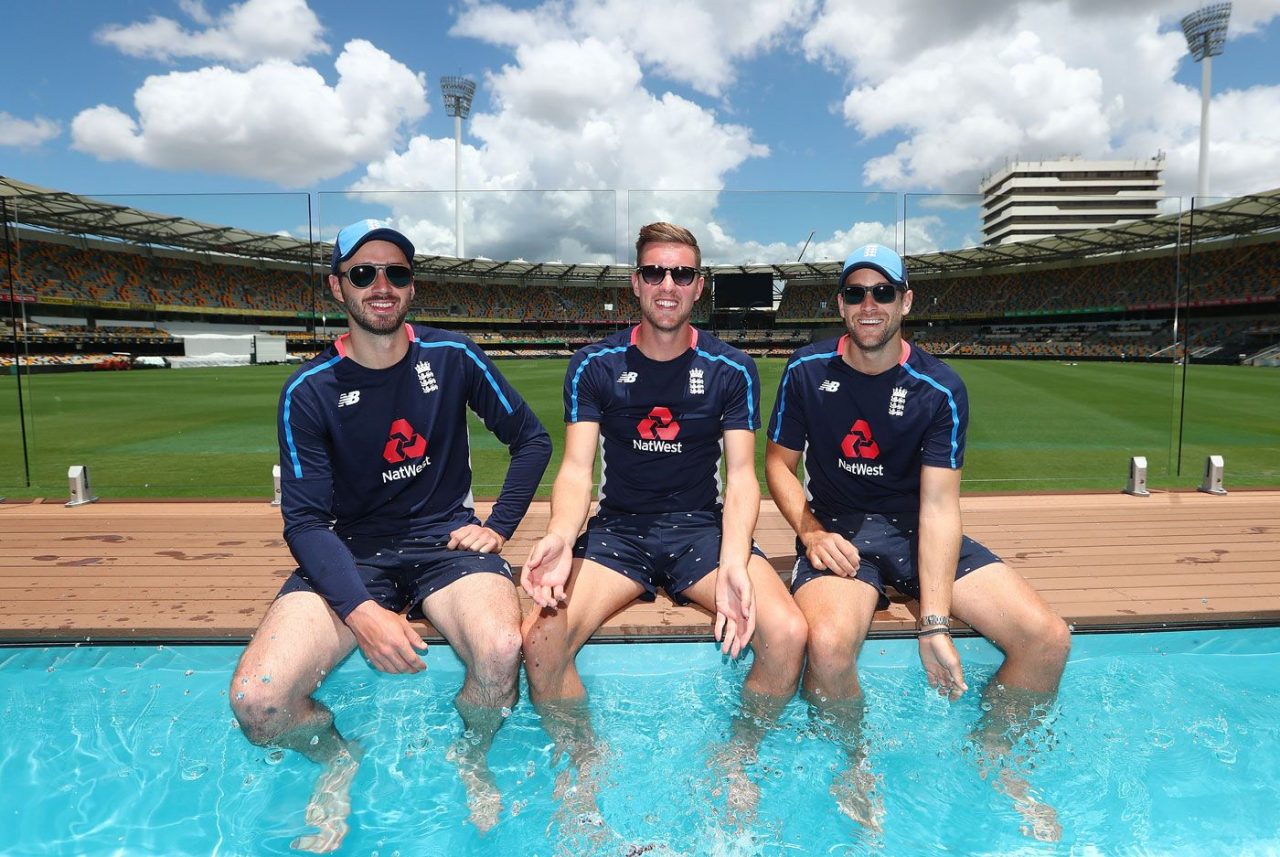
xmin=637 ymin=406 xmax=680 ymax=441
xmin=840 ymin=419 xmax=880 ymax=459
xmin=383 ymin=418 xmax=428 ymax=463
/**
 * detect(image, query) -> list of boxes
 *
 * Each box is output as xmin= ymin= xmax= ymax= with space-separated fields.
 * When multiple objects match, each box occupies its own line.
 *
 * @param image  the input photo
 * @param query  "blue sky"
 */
xmin=3 ymin=0 xmax=1279 ymax=264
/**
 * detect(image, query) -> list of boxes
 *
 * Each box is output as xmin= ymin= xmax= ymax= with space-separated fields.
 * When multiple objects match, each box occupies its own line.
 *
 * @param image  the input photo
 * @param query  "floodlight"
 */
xmin=1181 ymin=3 xmax=1231 ymax=61
xmin=441 ymin=76 xmax=476 ymax=120
xmin=1180 ymin=4 xmax=1231 ymax=199
xmin=441 ymin=76 xmax=477 ymax=258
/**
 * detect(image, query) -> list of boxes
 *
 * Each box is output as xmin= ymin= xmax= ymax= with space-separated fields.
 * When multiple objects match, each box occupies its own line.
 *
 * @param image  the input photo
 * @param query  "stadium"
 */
xmin=2 ymin=175 xmax=1277 ymax=497
xmin=4 ymin=179 xmax=1280 ymax=853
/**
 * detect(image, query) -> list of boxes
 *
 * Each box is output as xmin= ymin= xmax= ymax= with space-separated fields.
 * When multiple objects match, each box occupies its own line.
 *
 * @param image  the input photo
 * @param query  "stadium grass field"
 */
xmin=1 ymin=357 xmax=1276 ymax=500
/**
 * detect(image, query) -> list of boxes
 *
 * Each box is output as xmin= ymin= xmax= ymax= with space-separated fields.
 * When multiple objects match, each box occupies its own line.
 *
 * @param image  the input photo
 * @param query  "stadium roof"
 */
xmin=4 ymin=175 xmax=1279 ymax=284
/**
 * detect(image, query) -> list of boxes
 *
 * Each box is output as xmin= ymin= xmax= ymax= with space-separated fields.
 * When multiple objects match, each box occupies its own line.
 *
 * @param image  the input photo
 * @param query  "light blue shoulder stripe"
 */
xmin=901 ymin=362 xmax=961 ymax=469
xmin=569 ymin=345 xmax=627 ymax=422
xmin=283 ymin=355 xmax=343 ymax=478
xmin=415 ymin=340 xmax=514 ymax=414
xmin=770 ymin=350 xmax=838 ymax=442
xmin=694 ymin=347 xmax=758 ymax=427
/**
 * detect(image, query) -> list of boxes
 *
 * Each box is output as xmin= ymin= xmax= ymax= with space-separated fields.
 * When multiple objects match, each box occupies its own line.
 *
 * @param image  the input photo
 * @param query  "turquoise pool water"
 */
xmin=2 ymin=628 xmax=1278 ymax=855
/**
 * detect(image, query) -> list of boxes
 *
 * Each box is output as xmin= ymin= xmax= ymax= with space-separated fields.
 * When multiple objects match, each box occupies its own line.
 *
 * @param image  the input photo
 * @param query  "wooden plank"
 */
xmin=2 ymin=492 xmax=1279 ymax=642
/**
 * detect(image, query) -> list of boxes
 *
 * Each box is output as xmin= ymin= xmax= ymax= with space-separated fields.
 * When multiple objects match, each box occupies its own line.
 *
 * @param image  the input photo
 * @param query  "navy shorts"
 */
xmin=572 ymin=510 xmax=767 ymax=605
xmin=790 ymin=512 xmax=1001 ymax=610
xmin=277 ymin=535 xmax=513 ymax=620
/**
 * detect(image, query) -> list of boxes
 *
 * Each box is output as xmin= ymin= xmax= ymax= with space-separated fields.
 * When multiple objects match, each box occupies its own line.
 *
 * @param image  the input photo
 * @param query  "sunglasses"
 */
xmin=637 ymin=264 xmax=699 ymax=287
xmin=841 ymin=283 xmax=903 ymax=305
xmin=339 ymin=263 xmax=414 ymax=288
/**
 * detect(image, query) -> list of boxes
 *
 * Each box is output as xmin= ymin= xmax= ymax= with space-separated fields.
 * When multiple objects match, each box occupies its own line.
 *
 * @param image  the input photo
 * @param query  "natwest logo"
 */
xmin=383 ymin=418 xmax=428 ymax=464
xmin=634 ymin=406 xmax=683 ymax=453
xmin=840 ymin=419 xmax=880 ymax=460
xmin=637 ymin=406 xmax=680 ymax=441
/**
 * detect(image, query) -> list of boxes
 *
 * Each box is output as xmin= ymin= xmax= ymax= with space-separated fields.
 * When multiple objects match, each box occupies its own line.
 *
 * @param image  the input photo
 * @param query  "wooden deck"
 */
xmin=2 ymin=491 xmax=1279 ymax=644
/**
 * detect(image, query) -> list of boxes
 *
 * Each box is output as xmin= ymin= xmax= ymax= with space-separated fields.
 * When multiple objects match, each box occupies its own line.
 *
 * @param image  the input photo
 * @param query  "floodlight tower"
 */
xmin=1181 ymin=3 xmax=1231 ymax=201
xmin=440 ymin=75 xmax=476 ymax=257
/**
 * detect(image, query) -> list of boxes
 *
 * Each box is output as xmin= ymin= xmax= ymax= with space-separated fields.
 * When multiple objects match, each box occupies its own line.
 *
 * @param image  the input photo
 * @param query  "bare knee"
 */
xmin=1034 ymin=614 xmax=1072 ymax=670
xmin=470 ymin=624 xmax=522 ymax=684
xmin=757 ymin=605 xmax=809 ymax=666
xmin=521 ymin=612 xmax=577 ymax=692
xmin=229 ymin=670 xmax=312 ymax=746
xmin=804 ymin=623 xmax=861 ymax=695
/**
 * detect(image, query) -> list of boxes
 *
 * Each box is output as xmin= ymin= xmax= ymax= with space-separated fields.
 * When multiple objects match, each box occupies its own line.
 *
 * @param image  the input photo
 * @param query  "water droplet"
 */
xmin=260 ymin=675 xmax=272 ymax=684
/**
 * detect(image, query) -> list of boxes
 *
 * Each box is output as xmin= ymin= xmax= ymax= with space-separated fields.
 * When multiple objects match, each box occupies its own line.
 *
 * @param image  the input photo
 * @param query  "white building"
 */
xmin=979 ymin=156 xmax=1166 ymax=245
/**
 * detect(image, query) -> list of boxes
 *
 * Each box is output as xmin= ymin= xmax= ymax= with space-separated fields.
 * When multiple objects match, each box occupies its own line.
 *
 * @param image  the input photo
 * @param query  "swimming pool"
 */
xmin=2 ymin=627 xmax=1278 ymax=855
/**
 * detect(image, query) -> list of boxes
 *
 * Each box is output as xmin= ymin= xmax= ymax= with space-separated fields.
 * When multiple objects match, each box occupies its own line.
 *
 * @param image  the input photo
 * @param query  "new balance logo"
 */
xmin=337 ymin=390 xmax=361 ymax=407
xmin=617 ymin=371 xmax=638 ymax=384
xmin=889 ymin=386 xmax=907 ymax=417
xmin=819 ymin=380 xmax=840 ymax=393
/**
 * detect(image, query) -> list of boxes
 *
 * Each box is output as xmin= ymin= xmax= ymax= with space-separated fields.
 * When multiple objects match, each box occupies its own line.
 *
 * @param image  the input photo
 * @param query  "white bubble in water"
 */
xmin=500 ymin=706 xmax=512 ymax=718
xmin=266 ymin=750 xmax=286 ymax=765
xmin=184 ymin=670 xmax=194 ymax=677
xmin=182 ymin=764 xmax=209 ymax=781
xmin=309 ymin=735 xmax=320 ymax=746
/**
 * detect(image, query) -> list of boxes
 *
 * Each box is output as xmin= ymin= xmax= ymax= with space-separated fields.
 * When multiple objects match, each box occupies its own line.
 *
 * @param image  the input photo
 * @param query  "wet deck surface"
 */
xmin=2 ymin=491 xmax=1278 ymax=644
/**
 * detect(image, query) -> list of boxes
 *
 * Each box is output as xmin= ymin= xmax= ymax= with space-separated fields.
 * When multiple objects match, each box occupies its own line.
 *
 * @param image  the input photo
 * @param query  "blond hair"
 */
xmin=635 ymin=222 xmax=701 ymax=268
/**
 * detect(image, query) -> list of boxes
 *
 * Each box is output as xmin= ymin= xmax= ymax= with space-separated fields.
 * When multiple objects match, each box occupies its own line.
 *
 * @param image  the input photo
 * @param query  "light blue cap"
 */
xmin=839 ymin=243 xmax=907 ymax=288
xmin=331 ymin=220 xmax=415 ymax=273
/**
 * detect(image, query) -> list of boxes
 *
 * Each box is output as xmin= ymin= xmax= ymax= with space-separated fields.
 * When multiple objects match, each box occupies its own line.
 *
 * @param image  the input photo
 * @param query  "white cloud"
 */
xmin=455 ymin=0 xmax=815 ymax=96
xmin=96 ymin=0 xmax=327 ymax=66
xmin=353 ymin=35 xmax=768 ymax=262
xmin=804 ymin=0 xmax=1280 ymax=198
xmin=0 ymin=113 xmax=61 ymax=148
xmin=70 ymin=40 xmax=427 ymax=187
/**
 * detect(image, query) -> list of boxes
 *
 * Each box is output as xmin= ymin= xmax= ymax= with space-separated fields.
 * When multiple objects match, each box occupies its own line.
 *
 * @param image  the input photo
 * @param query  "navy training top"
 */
xmin=564 ymin=325 xmax=760 ymax=515
xmin=768 ymin=337 xmax=968 ymax=517
xmin=278 ymin=324 xmax=551 ymax=619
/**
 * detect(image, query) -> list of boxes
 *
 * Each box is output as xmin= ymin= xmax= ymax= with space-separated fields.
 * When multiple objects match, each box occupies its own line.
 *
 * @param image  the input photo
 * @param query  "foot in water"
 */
xmin=291 ymin=744 xmax=364 ymax=853
xmin=830 ymin=761 xmax=884 ymax=834
xmin=447 ymin=738 xmax=504 ymax=833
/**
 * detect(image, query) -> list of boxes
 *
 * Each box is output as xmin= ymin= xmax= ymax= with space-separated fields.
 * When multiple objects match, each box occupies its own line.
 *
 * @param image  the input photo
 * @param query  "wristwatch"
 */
xmin=918 ymin=614 xmax=951 ymax=631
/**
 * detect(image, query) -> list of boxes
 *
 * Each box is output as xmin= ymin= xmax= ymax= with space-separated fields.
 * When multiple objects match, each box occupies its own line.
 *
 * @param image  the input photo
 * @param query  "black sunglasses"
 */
xmin=841 ymin=283 xmax=903 ymax=305
xmin=339 ymin=263 xmax=414 ymax=288
xmin=637 ymin=264 xmax=699 ymax=287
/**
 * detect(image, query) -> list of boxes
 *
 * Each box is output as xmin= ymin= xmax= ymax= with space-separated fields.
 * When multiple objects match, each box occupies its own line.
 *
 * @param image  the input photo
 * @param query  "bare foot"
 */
xmin=831 ymin=762 xmax=883 ymax=833
xmin=708 ymin=741 xmax=760 ymax=822
xmin=291 ymin=744 xmax=363 ymax=853
xmin=447 ymin=739 xmax=503 ymax=833
xmin=1000 ymin=770 xmax=1062 ymax=842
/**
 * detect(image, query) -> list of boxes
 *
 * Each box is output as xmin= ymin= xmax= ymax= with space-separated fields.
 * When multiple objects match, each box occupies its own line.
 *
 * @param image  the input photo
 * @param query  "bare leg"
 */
xmin=229 ymin=591 xmax=360 ymax=853
xmin=952 ymin=562 xmax=1072 ymax=842
xmin=522 ymin=559 xmax=645 ymax=836
xmin=420 ymin=571 xmax=524 ymax=833
xmin=793 ymin=575 xmax=884 ymax=832
xmin=684 ymin=555 xmax=807 ymax=818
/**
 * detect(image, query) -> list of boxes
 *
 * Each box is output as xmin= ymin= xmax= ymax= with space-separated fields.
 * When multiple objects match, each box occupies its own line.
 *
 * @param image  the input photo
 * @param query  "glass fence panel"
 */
xmin=905 ymin=193 xmax=1188 ymax=492
xmin=1177 ymin=195 xmax=1280 ymax=489
xmin=1 ymin=191 xmax=313 ymax=498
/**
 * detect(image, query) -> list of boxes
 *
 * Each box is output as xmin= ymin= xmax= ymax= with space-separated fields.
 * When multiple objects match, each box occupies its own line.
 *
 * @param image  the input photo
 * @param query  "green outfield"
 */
xmin=1 ymin=358 xmax=1277 ymax=499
